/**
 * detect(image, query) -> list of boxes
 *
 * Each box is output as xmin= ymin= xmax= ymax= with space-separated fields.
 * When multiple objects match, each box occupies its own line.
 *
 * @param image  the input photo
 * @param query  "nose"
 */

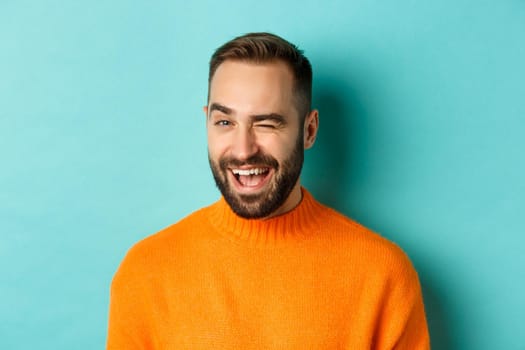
xmin=231 ymin=127 xmax=258 ymax=161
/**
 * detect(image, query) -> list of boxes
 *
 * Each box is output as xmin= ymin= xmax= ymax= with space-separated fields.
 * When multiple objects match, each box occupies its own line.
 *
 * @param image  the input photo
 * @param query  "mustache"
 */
xmin=219 ymin=153 xmax=279 ymax=169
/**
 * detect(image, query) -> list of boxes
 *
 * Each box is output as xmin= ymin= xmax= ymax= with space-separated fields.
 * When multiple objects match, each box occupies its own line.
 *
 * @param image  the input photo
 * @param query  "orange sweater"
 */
xmin=107 ymin=189 xmax=429 ymax=349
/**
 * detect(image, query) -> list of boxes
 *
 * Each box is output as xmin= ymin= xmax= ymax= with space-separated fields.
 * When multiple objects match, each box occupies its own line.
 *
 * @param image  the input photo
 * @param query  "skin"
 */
xmin=205 ymin=60 xmax=319 ymax=219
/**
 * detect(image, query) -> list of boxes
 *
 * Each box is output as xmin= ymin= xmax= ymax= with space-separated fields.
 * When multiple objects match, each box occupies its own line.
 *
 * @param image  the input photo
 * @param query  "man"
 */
xmin=107 ymin=32 xmax=430 ymax=349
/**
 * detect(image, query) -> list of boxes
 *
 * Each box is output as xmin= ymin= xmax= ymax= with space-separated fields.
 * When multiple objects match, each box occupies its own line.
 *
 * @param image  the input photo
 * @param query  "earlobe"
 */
xmin=303 ymin=109 xmax=319 ymax=149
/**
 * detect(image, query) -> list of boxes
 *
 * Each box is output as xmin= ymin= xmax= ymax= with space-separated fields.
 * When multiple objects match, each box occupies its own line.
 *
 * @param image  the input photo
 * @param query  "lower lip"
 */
xmin=229 ymin=169 xmax=273 ymax=194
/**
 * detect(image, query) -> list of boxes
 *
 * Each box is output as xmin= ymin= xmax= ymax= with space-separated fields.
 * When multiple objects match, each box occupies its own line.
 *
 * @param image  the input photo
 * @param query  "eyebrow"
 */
xmin=208 ymin=102 xmax=287 ymax=125
xmin=209 ymin=103 xmax=232 ymax=116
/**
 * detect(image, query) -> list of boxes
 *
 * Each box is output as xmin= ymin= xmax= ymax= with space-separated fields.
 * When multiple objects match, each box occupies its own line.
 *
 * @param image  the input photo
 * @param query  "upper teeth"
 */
xmin=232 ymin=168 xmax=267 ymax=176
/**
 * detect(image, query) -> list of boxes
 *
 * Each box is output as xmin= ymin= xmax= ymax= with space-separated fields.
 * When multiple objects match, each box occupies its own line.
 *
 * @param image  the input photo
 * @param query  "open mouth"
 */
xmin=231 ymin=167 xmax=271 ymax=188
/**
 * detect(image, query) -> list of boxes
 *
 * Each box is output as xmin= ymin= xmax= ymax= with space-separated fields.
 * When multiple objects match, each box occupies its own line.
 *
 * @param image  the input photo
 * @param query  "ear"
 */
xmin=303 ymin=109 xmax=319 ymax=149
xmin=203 ymin=106 xmax=208 ymax=118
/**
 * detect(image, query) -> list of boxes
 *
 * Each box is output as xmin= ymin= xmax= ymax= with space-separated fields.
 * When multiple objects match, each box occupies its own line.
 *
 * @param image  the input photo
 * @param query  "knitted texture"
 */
xmin=107 ymin=189 xmax=430 ymax=349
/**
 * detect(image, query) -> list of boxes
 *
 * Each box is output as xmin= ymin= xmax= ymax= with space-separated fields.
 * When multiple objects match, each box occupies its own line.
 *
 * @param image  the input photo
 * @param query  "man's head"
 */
xmin=208 ymin=32 xmax=313 ymax=120
xmin=205 ymin=33 xmax=318 ymax=219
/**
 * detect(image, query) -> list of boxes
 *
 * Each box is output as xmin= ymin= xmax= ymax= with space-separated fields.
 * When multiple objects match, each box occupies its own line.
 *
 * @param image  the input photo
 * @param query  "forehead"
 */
xmin=209 ymin=60 xmax=295 ymax=114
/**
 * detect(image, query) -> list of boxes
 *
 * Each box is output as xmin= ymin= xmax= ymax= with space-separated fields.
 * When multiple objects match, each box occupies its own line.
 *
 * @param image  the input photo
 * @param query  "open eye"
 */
xmin=215 ymin=120 xmax=231 ymax=126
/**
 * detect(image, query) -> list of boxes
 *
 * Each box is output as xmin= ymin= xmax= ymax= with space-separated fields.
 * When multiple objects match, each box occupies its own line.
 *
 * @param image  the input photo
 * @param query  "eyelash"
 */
xmin=213 ymin=120 xmax=279 ymax=129
xmin=256 ymin=124 xmax=276 ymax=129
xmin=215 ymin=120 xmax=231 ymax=126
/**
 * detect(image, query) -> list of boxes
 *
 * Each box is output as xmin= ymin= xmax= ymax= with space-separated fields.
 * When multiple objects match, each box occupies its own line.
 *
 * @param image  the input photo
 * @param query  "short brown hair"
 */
xmin=208 ymin=32 xmax=313 ymax=119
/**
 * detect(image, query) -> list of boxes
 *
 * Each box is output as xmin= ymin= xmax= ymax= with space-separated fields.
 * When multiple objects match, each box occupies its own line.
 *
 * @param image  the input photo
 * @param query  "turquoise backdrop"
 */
xmin=1 ymin=1 xmax=524 ymax=349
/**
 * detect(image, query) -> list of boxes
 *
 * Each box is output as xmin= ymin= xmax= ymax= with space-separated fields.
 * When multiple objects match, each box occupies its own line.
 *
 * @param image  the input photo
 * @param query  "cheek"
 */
xmin=207 ymin=134 xmax=225 ymax=157
xmin=262 ymin=136 xmax=297 ymax=161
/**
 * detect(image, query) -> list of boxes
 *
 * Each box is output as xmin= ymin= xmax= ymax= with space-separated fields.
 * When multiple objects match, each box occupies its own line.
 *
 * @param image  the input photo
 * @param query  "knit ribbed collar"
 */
xmin=207 ymin=188 xmax=324 ymax=245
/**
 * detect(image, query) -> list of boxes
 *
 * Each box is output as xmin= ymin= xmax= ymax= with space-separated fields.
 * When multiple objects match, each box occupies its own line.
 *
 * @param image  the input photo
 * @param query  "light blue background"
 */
xmin=1 ymin=1 xmax=524 ymax=349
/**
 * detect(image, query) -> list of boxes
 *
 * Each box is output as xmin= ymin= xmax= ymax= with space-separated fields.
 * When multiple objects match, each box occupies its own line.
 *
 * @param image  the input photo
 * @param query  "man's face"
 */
xmin=206 ymin=60 xmax=304 ymax=219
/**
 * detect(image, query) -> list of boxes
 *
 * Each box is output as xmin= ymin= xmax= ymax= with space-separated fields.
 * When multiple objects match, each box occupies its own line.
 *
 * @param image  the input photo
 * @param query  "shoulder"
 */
xmin=315 ymin=201 xmax=392 ymax=246
xmin=314 ymin=201 xmax=416 ymax=277
xmin=112 ymin=203 xmax=215 ymax=282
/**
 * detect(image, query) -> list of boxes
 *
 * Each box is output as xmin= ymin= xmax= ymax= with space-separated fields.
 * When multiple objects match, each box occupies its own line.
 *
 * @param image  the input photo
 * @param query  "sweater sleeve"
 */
xmin=106 ymin=248 xmax=155 ymax=350
xmin=375 ymin=251 xmax=430 ymax=350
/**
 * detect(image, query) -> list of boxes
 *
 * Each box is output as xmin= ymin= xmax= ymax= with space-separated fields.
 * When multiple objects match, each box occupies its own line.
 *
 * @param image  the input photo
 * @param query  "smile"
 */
xmin=230 ymin=167 xmax=271 ymax=188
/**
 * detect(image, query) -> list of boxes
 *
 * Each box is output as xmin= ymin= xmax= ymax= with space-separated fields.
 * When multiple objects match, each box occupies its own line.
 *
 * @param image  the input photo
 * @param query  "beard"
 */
xmin=209 ymin=132 xmax=304 ymax=219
